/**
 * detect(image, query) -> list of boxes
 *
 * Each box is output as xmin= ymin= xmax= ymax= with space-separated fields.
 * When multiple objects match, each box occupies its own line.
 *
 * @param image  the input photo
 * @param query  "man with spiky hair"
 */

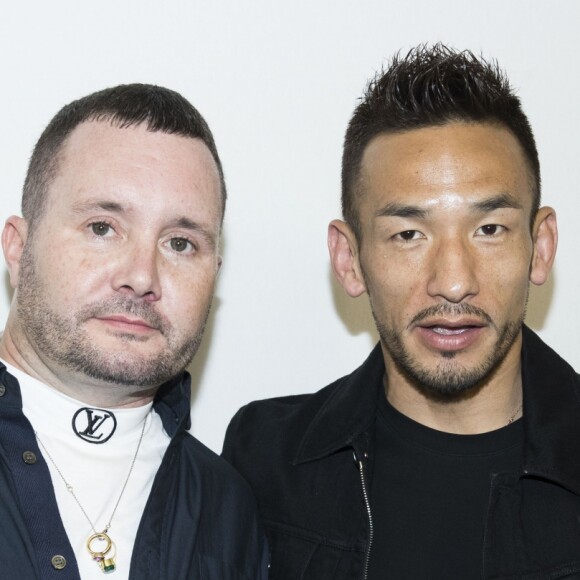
xmin=223 ymin=46 xmax=577 ymax=579
xmin=0 ymin=84 xmax=267 ymax=579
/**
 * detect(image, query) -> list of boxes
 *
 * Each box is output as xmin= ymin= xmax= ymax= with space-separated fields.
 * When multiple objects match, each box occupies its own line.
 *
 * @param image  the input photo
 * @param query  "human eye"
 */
xmin=168 ymin=237 xmax=195 ymax=254
xmin=394 ymin=230 xmax=424 ymax=241
xmin=89 ymin=221 xmax=115 ymax=237
xmin=475 ymin=224 xmax=506 ymax=237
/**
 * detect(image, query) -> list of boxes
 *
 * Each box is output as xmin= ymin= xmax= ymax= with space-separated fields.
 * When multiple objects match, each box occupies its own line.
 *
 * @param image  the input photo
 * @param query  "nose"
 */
xmin=426 ymin=237 xmax=479 ymax=303
xmin=111 ymin=242 xmax=162 ymax=301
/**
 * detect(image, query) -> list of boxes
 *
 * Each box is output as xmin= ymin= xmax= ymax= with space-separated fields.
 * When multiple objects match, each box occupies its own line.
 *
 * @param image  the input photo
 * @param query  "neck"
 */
xmin=383 ymin=339 xmax=523 ymax=435
xmin=0 ymin=323 xmax=157 ymax=409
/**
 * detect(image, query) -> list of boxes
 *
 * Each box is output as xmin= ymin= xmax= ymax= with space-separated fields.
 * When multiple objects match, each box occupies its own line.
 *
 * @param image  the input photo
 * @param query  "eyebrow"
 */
xmin=375 ymin=193 xmax=524 ymax=220
xmin=375 ymin=202 xmax=427 ymax=219
xmin=71 ymin=199 xmax=126 ymax=215
xmin=472 ymin=193 xmax=523 ymax=212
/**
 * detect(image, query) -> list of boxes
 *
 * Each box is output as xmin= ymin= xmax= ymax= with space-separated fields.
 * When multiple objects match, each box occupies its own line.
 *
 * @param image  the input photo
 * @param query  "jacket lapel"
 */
xmin=293 ymin=344 xmax=384 ymax=464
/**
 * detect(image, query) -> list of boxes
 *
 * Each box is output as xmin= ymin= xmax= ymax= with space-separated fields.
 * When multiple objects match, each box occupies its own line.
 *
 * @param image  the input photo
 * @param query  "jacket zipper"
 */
xmin=354 ymin=452 xmax=374 ymax=580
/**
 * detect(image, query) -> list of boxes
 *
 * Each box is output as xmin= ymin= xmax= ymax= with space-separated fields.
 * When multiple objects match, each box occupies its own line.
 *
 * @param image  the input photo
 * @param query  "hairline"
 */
xmin=29 ymin=115 xmax=226 ymax=233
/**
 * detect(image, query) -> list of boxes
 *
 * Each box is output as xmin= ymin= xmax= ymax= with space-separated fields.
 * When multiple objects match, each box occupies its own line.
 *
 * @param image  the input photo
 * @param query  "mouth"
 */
xmin=415 ymin=319 xmax=487 ymax=351
xmin=431 ymin=326 xmax=475 ymax=335
xmin=425 ymin=320 xmax=484 ymax=333
xmin=94 ymin=315 xmax=158 ymax=334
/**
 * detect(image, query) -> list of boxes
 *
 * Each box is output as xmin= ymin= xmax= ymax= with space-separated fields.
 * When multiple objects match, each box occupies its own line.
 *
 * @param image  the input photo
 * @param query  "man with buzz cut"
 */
xmin=0 ymin=84 xmax=267 ymax=579
xmin=223 ymin=45 xmax=579 ymax=579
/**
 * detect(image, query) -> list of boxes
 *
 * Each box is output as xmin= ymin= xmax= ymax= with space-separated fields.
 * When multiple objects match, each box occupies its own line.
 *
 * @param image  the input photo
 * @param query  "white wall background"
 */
xmin=1 ymin=1 xmax=578 ymax=452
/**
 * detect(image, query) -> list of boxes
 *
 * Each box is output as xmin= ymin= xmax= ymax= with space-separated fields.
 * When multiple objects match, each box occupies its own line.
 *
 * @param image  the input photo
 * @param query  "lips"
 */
xmin=430 ymin=326 xmax=474 ymax=335
xmin=95 ymin=315 xmax=158 ymax=334
xmin=79 ymin=297 xmax=168 ymax=336
xmin=415 ymin=319 xmax=486 ymax=351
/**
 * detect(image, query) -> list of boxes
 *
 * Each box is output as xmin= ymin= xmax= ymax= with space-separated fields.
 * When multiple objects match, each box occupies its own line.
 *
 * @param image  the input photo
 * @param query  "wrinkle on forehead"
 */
xmin=359 ymin=122 xmax=534 ymax=214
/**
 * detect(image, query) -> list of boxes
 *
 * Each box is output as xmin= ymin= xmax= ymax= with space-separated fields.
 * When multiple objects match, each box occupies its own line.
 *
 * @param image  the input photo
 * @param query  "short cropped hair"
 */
xmin=342 ymin=44 xmax=540 ymax=239
xmin=22 ymin=83 xmax=226 ymax=228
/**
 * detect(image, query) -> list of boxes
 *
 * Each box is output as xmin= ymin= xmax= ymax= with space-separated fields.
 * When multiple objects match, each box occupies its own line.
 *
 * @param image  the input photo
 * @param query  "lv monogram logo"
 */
xmin=72 ymin=408 xmax=117 ymax=444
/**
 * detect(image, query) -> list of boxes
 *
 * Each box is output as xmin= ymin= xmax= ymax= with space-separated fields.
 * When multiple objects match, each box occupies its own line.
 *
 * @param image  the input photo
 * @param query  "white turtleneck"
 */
xmin=1 ymin=359 xmax=171 ymax=580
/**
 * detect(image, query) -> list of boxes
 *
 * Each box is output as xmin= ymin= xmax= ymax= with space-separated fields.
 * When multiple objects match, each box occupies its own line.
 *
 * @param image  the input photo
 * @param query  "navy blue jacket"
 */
xmin=223 ymin=327 xmax=580 ymax=579
xmin=0 ymin=364 xmax=268 ymax=579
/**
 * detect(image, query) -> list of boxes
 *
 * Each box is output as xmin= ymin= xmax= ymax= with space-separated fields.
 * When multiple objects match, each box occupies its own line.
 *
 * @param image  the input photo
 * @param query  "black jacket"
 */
xmin=223 ymin=327 xmax=580 ymax=579
xmin=0 ymin=364 xmax=269 ymax=580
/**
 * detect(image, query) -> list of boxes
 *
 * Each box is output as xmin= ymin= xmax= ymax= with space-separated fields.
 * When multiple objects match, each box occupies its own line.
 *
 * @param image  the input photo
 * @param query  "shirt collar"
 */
xmin=294 ymin=327 xmax=580 ymax=497
xmin=0 ymin=360 xmax=192 ymax=439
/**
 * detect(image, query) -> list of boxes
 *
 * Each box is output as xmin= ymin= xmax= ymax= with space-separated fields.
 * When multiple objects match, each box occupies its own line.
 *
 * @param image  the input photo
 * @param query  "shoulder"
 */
xmin=223 ymin=344 xmax=385 ymax=455
xmin=522 ymin=326 xmax=580 ymax=393
xmin=139 ymin=432 xmax=269 ymax=579
xmin=176 ymin=431 xmax=258 ymax=498
xmin=222 ymin=380 xmax=343 ymax=458
xmin=168 ymin=433 xmax=266 ymax=548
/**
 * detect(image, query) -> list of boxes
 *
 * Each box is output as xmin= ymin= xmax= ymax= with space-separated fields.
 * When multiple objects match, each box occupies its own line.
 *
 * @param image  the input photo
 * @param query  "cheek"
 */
xmin=35 ymin=243 xmax=114 ymax=307
xmin=364 ymin=260 xmax=422 ymax=318
xmin=162 ymin=265 xmax=217 ymax=322
xmin=495 ymin=269 xmax=531 ymax=309
xmin=482 ymin=248 xmax=531 ymax=294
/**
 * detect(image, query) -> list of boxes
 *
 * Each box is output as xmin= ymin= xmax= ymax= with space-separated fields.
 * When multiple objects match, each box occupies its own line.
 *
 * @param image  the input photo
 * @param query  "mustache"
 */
xmin=77 ymin=297 xmax=169 ymax=333
xmin=408 ymin=303 xmax=494 ymax=328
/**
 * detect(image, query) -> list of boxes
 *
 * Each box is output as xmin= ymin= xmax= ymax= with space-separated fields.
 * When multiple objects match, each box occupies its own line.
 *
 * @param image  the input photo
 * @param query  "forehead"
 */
xmin=358 ymin=122 xmax=533 ymax=212
xmin=46 ymin=120 xmax=222 ymax=223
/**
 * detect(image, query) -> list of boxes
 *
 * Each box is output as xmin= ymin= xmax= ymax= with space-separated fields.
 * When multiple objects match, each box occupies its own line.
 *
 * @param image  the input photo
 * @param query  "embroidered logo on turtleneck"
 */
xmin=72 ymin=408 xmax=117 ymax=443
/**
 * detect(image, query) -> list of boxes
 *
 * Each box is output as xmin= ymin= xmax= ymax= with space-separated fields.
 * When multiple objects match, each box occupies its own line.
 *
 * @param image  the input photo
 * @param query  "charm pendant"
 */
xmin=87 ymin=532 xmax=117 ymax=573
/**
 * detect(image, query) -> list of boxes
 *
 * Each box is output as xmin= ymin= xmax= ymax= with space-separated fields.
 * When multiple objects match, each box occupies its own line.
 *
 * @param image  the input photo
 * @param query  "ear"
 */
xmin=529 ymin=206 xmax=558 ymax=286
xmin=328 ymin=219 xmax=367 ymax=297
xmin=2 ymin=216 xmax=29 ymax=289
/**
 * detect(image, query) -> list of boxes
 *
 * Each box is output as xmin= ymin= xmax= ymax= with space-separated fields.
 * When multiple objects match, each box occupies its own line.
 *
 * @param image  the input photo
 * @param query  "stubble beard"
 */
xmin=371 ymin=302 xmax=525 ymax=399
xmin=15 ymin=241 xmax=209 ymax=388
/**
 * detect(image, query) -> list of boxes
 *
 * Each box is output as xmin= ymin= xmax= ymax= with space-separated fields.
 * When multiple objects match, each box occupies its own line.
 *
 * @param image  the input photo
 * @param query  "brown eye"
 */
xmin=91 ymin=222 xmax=111 ymax=236
xmin=170 ymin=238 xmax=191 ymax=252
xmin=399 ymin=230 xmax=419 ymax=240
xmin=477 ymin=224 xmax=504 ymax=236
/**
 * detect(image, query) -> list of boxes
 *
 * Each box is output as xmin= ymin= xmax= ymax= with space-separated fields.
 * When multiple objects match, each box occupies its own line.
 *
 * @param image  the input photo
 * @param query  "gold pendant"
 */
xmin=87 ymin=532 xmax=116 ymax=573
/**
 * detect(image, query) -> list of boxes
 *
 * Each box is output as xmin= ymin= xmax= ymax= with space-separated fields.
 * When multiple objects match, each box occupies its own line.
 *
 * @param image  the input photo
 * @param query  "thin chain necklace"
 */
xmin=507 ymin=401 xmax=523 ymax=425
xmin=35 ymin=413 xmax=148 ymax=574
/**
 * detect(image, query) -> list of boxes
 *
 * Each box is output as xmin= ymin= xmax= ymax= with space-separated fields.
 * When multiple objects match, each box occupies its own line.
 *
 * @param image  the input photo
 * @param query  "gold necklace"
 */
xmin=36 ymin=414 xmax=148 ymax=574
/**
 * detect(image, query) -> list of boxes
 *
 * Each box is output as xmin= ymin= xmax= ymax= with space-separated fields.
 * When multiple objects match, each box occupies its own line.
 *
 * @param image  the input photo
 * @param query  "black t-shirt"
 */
xmin=367 ymin=393 xmax=523 ymax=579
